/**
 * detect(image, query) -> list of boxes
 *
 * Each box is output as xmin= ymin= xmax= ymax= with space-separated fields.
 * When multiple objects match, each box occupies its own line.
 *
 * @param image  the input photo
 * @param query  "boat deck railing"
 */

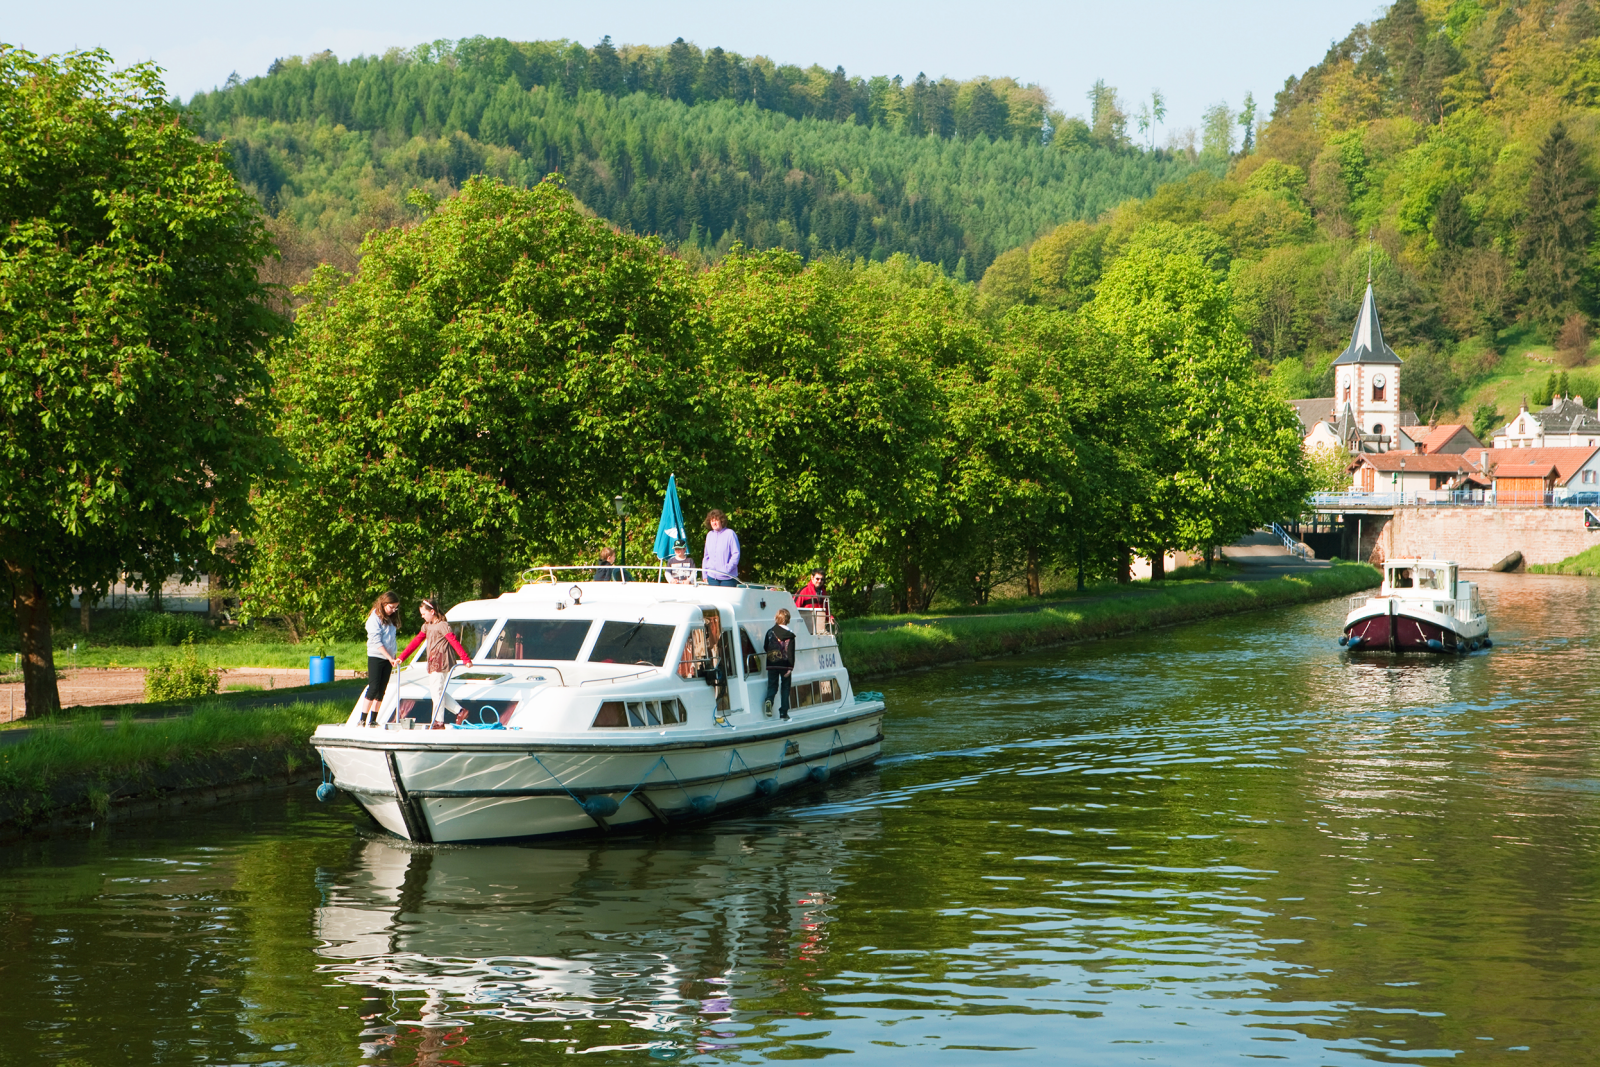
xmin=517 ymin=563 xmax=787 ymax=591
xmin=1349 ymin=594 xmax=1373 ymax=611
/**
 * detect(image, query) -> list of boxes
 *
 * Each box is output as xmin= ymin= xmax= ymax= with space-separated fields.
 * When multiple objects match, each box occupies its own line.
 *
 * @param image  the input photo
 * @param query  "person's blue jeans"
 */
xmin=764 ymin=669 xmax=792 ymax=717
xmin=706 ymin=576 xmax=739 ymax=587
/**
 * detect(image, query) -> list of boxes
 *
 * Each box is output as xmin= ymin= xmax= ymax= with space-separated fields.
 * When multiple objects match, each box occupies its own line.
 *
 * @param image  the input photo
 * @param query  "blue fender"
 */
xmin=582 ymin=796 xmax=620 ymax=819
xmin=315 ymin=782 xmax=337 ymax=803
xmin=755 ymin=778 xmax=778 ymax=797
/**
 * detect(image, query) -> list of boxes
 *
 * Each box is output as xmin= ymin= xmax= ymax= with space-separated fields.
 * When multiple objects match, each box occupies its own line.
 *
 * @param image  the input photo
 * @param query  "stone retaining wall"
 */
xmin=1361 ymin=507 xmax=1600 ymax=569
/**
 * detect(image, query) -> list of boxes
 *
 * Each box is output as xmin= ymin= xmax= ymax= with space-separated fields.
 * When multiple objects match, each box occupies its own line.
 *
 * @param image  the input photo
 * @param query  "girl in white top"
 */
xmin=360 ymin=592 xmax=401 ymax=726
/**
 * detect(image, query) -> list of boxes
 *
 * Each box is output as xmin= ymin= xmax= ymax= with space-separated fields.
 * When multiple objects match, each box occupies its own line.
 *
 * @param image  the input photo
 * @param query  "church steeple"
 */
xmin=1331 ymin=283 xmax=1401 ymax=366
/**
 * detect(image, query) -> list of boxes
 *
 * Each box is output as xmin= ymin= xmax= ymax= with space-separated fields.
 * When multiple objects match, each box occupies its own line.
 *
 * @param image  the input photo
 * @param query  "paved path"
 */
xmin=0 ymin=666 xmax=365 ymax=722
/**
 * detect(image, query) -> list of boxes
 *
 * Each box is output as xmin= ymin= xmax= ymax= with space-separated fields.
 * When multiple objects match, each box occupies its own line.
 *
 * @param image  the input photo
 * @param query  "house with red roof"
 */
xmin=1348 ymin=445 xmax=1600 ymax=504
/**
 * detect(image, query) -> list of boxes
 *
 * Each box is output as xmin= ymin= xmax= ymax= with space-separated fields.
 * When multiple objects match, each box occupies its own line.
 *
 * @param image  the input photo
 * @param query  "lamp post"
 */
xmin=612 ymin=495 xmax=628 ymax=570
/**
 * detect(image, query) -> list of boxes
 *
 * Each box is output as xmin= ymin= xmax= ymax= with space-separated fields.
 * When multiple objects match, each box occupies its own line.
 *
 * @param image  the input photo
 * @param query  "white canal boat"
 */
xmin=1340 ymin=557 xmax=1491 ymax=654
xmin=312 ymin=569 xmax=885 ymax=844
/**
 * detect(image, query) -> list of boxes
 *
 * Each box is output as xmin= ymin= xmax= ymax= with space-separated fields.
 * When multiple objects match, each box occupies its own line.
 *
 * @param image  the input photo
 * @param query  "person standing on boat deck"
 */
xmin=796 ymin=570 xmax=827 ymax=608
xmin=592 ymin=547 xmax=624 ymax=581
xmin=399 ymin=598 xmax=473 ymax=727
xmin=703 ymin=510 xmax=740 ymax=587
xmin=666 ymin=541 xmax=696 ymax=584
xmin=359 ymin=592 xmax=402 ymax=726
xmin=763 ymin=609 xmax=796 ymax=720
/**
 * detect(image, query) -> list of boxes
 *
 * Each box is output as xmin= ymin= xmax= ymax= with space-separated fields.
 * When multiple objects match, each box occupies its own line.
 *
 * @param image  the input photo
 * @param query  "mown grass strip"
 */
xmin=0 ymin=700 xmax=351 ymax=794
xmin=840 ymin=563 xmax=1379 ymax=678
xmin=64 ymin=641 xmax=369 ymax=671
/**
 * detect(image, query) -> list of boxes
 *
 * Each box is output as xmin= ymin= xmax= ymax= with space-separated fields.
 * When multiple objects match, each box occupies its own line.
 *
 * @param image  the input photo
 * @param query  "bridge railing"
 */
xmin=1308 ymin=490 xmax=1600 ymax=509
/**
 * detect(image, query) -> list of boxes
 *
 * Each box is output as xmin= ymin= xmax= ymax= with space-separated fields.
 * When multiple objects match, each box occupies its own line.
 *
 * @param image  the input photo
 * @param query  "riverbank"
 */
xmin=840 ymin=562 xmax=1380 ymax=679
xmin=0 ymin=700 xmax=349 ymax=836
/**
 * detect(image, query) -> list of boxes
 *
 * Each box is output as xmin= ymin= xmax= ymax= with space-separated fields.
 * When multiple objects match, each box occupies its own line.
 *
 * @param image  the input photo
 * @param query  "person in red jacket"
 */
xmin=399 ymin=598 xmax=473 ymax=727
xmin=796 ymin=570 xmax=828 ymax=608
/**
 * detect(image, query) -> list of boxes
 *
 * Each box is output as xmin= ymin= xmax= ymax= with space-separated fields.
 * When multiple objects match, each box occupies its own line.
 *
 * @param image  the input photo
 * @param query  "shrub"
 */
xmin=144 ymin=636 xmax=220 ymax=702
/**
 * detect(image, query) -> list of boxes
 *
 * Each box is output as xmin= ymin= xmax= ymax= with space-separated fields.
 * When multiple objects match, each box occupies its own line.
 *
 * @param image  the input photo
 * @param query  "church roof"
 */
xmin=1330 ymin=283 xmax=1402 ymax=366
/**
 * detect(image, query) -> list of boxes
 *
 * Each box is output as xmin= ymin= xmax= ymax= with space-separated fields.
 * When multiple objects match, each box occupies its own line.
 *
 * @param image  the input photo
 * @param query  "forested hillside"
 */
xmin=980 ymin=0 xmax=1600 ymax=430
xmin=182 ymin=37 xmax=1200 ymax=282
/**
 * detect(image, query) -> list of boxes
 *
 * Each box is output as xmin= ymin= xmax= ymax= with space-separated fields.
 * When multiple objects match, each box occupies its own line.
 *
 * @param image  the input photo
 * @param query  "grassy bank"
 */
xmin=0 ymin=700 xmax=349 ymax=832
xmin=1528 ymin=545 xmax=1600 ymax=575
xmin=63 ymin=641 xmax=368 ymax=670
xmin=839 ymin=563 xmax=1379 ymax=678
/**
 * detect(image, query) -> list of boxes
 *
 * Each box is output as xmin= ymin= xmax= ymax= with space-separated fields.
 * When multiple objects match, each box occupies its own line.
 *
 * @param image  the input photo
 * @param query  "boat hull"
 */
xmin=312 ymin=704 xmax=884 ymax=844
xmin=1342 ymin=602 xmax=1488 ymax=654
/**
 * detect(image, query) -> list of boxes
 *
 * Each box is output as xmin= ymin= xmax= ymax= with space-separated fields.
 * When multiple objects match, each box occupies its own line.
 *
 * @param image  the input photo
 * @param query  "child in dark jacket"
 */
xmin=763 ymin=609 xmax=796 ymax=720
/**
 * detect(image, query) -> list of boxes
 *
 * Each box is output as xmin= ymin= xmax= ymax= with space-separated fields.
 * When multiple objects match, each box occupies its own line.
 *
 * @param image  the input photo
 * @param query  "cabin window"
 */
xmin=455 ymin=621 xmax=497 ymax=659
xmin=588 ymin=621 xmax=676 ymax=666
xmin=791 ymin=678 xmax=842 ymax=708
xmin=489 ymin=619 xmax=592 ymax=661
xmin=593 ymin=698 xmax=687 ymax=728
xmin=741 ymin=627 xmax=761 ymax=673
xmin=678 ymin=625 xmax=713 ymax=680
xmin=1389 ymin=567 xmax=1414 ymax=588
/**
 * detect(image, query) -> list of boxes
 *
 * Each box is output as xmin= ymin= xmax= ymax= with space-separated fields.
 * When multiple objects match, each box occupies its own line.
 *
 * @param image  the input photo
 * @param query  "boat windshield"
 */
xmin=1415 ymin=566 xmax=1448 ymax=592
xmin=587 ymin=621 xmax=676 ymax=667
xmin=487 ymin=619 xmax=592 ymax=661
xmin=1389 ymin=567 xmax=1414 ymax=588
xmin=455 ymin=620 xmax=497 ymax=659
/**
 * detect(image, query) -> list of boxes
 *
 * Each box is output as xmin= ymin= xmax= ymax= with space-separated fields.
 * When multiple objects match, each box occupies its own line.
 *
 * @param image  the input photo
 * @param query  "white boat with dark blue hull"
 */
xmin=311 ymin=569 xmax=884 ymax=844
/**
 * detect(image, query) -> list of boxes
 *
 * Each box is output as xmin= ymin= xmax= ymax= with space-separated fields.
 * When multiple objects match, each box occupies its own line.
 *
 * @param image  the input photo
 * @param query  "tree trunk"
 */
xmin=1076 ymin=530 xmax=1085 ymax=592
xmin=1026 ymin=547 xmax=1042 ymax=598
xmin=904 ymin=559 xmax=922 ymax=614
xmin=1150 ymin=546 xmax=1166 ymax=582
xmin=80 ymin=594 xmax=92 ymax=633
xmin=1204 ymin=544 xmax=1214 ymax=572
xmin=7 ymin=562 xmax=60 ymax=719
xmin=481 ymin=556 xmax=504 ymax=599
xmin=1116 ymin=544 xmax=1132 ymax=585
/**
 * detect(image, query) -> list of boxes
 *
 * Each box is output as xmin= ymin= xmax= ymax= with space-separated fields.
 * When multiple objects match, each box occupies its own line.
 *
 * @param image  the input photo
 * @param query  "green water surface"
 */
xmin=2 ymin=571 xmax=1597 ymax=1065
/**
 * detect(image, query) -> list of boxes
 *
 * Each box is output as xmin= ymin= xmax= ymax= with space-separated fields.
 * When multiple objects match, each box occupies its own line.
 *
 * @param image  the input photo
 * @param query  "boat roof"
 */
xmin=446 ymin=574 xmax=798 ymax=626
xmin=1383 ymin=558 xmax=1458 ymax=568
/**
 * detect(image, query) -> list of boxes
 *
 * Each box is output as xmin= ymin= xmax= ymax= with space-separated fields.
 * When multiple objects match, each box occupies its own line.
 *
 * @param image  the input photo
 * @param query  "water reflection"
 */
xmin=313 ymin=817 xmax=873 ymax=1054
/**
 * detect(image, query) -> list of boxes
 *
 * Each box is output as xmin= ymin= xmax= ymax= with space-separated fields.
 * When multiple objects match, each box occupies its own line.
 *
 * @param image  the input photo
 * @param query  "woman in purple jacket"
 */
xmin=702 ymin=509 xmax=741 ymax=587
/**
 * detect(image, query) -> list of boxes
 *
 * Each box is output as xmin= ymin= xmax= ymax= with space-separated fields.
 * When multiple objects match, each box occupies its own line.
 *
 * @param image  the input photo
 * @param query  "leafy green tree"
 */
xmin=1201 ymin=102 xmax=1236 ymax=160
xmin=698 ymin=249 xmax=977 ymax=612
xmin=0 ymin=46 xmax=280 ymax=716
xmin=1091 ymin=224 xmax=1308 ymax=564
xmin=242 ymin=177 xmax=703 ymax=635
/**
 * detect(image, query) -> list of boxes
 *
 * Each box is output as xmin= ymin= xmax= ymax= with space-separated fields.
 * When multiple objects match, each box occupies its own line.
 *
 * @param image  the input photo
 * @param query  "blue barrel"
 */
xmin=309 ymin=655 xmax=335 ymax=686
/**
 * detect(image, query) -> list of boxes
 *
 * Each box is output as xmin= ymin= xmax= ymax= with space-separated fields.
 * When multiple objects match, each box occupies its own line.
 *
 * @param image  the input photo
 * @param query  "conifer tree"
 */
xmin=1519 ymin=123 xmax=1595 ymax=326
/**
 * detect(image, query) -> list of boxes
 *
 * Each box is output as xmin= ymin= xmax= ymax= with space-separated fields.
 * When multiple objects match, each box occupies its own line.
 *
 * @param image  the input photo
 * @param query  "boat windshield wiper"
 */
xmin=618 ymin=617 xmax=647 ymax=648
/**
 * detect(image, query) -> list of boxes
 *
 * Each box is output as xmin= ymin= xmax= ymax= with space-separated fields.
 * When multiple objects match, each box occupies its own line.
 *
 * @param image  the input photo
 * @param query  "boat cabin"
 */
xmin=1381 ymin=559 xmax=1457 ymax=598
xmin=380 ymin=573 xmax=850 ymax=733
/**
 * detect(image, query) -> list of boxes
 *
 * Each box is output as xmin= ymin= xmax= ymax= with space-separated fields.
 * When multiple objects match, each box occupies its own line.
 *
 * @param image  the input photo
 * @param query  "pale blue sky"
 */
xmin=16 ymin=1 xmax=1384 ymax=135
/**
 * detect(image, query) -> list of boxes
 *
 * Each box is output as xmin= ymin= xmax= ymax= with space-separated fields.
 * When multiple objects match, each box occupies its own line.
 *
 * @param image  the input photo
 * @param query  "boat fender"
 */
xmin=755 ymin=778 xmax=778 ymax=797
xmin=1482 ymin=637 xmax=1493 ymax=648
xmin=582 ymin=796 xmax=621 ymax=819
xmin=1338 ymin=635 xmax=1349 ymax=646
xmin=690 ymin=795 xmax=717 ymax=815
xmin=1469 ymin=640 xmax=1480 ymax=651
xmin=1347 ymin=635 xmax=1363 ymax=648
xmin=808 ymin=766 xmax=829 ymax=784
xmin=1426 ymin=638 xmax=1443 ymax=651
xmin=315 ymin=782 xmax=337 ymax=803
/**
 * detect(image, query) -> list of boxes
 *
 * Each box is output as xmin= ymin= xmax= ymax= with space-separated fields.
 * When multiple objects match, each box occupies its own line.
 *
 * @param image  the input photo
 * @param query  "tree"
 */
xmin=1201 ymin=102 xmax=1236 ymax=160
xmin=1237 ymin=91 xmax=1257 ymax=154
xmin=1091 ymin=224 xmax=1308 ymax=564
xmin=0 ymin=46 xmax=281 ymax=716
xmin=242 ymin=177 xmax=704 ymax=635
xmin=1519 ymin=123 xmax=1594 ymax=326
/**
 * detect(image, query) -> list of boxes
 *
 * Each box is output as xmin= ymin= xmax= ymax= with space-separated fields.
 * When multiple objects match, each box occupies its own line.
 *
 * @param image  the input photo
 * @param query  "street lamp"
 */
xmin=612 ymin=495 xmax=628 ymax=569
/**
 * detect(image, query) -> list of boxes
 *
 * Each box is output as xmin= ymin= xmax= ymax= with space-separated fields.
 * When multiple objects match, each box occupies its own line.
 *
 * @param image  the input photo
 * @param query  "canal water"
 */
xmin=4 ymin=572 xmax=1599 ymax=1065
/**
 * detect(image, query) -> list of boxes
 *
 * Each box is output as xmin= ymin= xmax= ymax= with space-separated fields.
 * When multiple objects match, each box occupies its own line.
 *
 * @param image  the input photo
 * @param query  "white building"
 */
xmin=1492 ymin=395 xmax=1600 ymax=449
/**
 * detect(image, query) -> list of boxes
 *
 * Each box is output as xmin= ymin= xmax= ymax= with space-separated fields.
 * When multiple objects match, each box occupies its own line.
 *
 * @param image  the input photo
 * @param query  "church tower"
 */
xmin=1329 ymin=283 xmax=1401 ymax=451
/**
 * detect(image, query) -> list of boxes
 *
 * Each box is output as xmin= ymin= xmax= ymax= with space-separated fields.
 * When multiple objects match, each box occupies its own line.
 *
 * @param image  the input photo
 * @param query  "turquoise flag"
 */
xmin=653 ymin=475 xmax=687 ymax=559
